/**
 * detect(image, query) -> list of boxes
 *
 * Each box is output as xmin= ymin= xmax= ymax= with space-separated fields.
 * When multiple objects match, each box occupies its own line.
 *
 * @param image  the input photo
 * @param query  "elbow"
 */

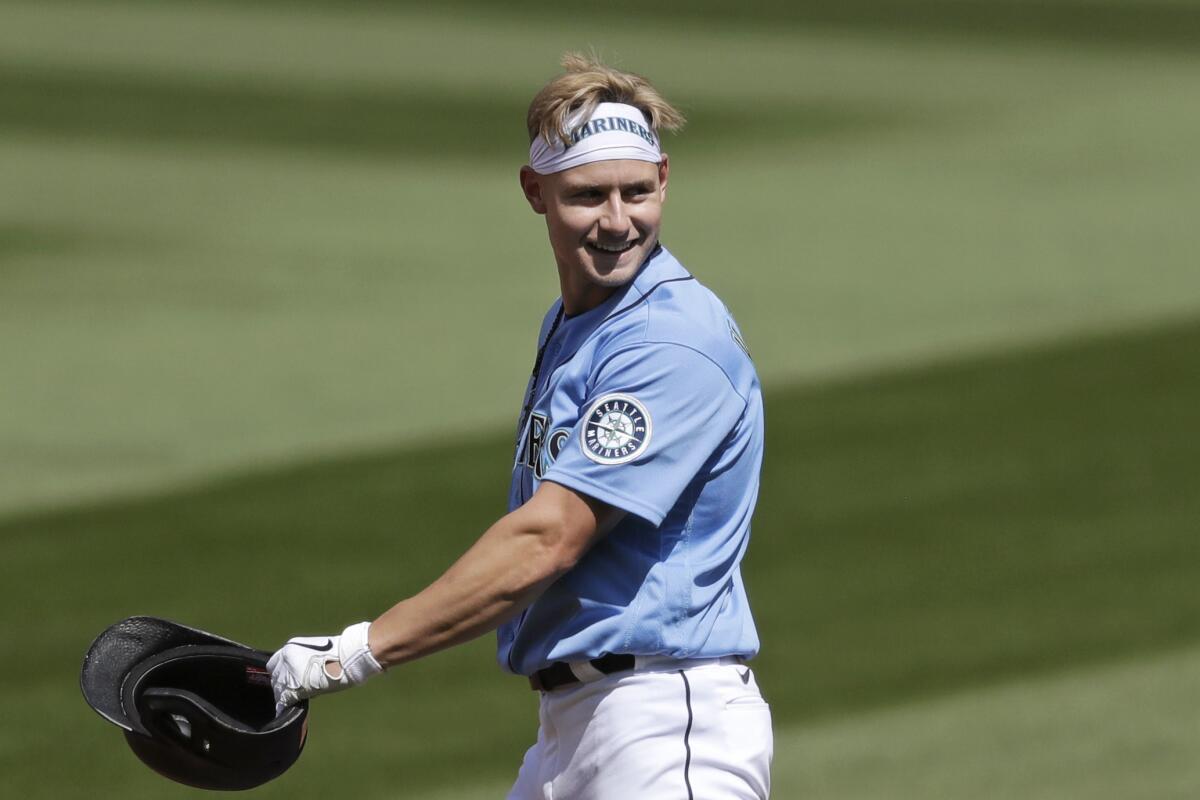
xmin=535 ymin=524 xmax=588 ymax=581
xmin=507 ymin=481 xmax=610 ymax=592
xmin=522 ymin=506 xmax=593 ymax=582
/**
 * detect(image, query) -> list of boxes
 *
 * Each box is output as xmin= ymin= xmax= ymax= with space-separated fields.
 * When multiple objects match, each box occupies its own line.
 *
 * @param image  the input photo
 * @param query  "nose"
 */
xmin=599 ymin=192 xmax=629 ymax=234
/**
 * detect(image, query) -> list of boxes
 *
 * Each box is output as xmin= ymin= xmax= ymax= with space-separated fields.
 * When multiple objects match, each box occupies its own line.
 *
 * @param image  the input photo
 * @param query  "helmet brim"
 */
xmin=80 ymin=616 xmax=309 ymax=791
xmin=80 ymin=616 xmax=257 ymax=734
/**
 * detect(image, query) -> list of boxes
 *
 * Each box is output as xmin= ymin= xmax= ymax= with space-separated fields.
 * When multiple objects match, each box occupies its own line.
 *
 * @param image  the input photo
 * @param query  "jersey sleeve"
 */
xmin=542 ymin=342 xmax=748 ymax=526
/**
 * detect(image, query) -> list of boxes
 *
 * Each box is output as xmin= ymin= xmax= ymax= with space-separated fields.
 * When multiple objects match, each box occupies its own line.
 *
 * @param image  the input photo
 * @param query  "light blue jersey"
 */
xmin=498 ymin=245 xmax=763 ymax=676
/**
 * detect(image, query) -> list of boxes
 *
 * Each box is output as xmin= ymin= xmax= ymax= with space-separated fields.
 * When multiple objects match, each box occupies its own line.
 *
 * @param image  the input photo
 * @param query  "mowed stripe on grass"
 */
xmin=43 ymin=0 xmax=1200 ymax=51
xmin=394 ymin=644 xmax=1200 ymax=800
xmin=777 ymin=643 xmax=1200 ymax=799
xmin=5 ymin=2 xmax=1200 ymax=518
xmin=3 ymin=317 xmax=1197 ymax=797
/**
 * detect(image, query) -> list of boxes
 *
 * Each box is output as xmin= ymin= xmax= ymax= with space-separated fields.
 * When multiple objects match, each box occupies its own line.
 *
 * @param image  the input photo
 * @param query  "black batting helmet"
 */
xmin=80 ymin=616 xmax=309 ymax=791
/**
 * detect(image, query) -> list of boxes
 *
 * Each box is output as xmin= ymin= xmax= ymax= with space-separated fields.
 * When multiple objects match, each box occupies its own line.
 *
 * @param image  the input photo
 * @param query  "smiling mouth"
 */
xmin=586 ymin=239 xmax=638 ymax=255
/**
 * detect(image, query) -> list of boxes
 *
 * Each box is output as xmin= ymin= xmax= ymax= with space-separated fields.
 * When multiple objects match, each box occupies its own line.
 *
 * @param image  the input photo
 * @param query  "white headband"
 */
xmin=529 ymin=102 xmax=662 ymax=175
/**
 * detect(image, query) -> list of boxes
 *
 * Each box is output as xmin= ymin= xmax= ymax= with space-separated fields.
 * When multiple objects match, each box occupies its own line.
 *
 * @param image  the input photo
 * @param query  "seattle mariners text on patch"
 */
xmin=581 ymin=394 xmax=652 ymax=465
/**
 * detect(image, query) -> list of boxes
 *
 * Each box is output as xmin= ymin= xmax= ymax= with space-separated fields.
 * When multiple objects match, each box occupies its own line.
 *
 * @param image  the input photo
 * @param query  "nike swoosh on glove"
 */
xmin=267 ymin=621 xmax=384 ymax=716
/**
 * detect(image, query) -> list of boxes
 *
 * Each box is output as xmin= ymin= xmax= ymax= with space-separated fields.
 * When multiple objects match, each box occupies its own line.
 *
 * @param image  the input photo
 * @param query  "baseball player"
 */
xmin=269 ymin=53 xmax=772 ymax=798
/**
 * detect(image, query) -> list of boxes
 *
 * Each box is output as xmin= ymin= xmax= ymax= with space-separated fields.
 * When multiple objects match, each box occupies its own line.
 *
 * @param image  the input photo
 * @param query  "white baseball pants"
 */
xmin=507 ymin=661 xmax=772 ymax=799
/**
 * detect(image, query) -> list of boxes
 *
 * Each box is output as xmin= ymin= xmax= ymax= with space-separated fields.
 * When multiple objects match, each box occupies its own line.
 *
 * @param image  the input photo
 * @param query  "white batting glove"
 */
xmin=267 ymin=621 xmax=384 ymax=716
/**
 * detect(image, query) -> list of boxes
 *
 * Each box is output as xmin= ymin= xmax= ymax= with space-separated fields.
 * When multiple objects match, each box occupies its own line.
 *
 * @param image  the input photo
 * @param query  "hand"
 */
xmin=267 ymin=621 xmax=384 ymax=716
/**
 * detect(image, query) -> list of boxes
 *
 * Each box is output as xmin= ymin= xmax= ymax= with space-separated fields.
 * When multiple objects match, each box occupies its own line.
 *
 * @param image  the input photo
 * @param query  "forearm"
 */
xmin=268 ymin=484 xmax=619 ymax=711
xmin=367 ymin=501 xmax=579 ymax=668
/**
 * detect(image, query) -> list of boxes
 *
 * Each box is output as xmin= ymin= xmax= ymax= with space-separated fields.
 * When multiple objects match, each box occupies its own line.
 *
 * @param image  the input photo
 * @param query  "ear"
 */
xmin=519 ymin=166 xmax=547 ymax=215
xmin=657 ymin=154 xmax=670 ymax=202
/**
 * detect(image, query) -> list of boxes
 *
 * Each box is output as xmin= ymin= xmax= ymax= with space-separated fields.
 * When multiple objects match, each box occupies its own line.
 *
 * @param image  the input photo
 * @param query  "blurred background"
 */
xmin=3 ymin=0 xmax=1199 ymax=797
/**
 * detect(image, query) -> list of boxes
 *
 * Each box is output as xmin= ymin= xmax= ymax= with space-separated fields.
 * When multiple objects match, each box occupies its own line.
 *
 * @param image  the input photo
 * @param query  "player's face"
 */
xmin=521 ymin=157 xmax=669 ymax=313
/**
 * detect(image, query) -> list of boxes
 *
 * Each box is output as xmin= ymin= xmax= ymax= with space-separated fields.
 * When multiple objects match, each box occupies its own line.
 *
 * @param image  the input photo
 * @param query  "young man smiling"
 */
xmin=519 ymin=156 xmax=669 ymax=313
xmin=268 ymin=54 xmax=772 ymax=798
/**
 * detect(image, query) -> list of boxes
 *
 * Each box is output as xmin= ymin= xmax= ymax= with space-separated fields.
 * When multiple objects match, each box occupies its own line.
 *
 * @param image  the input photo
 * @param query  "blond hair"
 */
xmin=527 ymin=52 xmax=686 ymax=147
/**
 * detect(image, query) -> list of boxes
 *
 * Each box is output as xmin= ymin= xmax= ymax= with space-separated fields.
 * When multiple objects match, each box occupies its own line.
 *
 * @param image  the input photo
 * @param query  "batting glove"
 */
xmin=267 ymin=621 xmax=384 ymax=716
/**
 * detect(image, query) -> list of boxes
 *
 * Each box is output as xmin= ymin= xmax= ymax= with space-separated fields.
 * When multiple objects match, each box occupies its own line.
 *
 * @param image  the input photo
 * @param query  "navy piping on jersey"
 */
xmin=521 ymin=266 xmax=697 ymax=431
xmin=517 ymin=242 xmax=682 ymax=440
xmin=680 ymin=670 xmax=695 ymax=800
xmin=600 ymin=275 xmax=696 ymax=326
xmin=517 ymin=305 xmax=566 ymax=440
xmin=506 ymin=247 xmax=695 ymax=671
xmin=552 ymin=274 xmax=698 ymax=369
xmin=509 ymin=304 xmax=566 ymax=674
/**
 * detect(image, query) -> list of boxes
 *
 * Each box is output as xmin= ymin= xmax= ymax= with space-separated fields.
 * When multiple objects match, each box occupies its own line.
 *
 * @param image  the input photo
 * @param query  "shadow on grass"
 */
xmin=135 ymin=0 xmax=1200 ymax=50
xmin=4 ymin=315 xmax=1199 ymax=796
xmin=0 ymin=62 xmax=917 ymax=162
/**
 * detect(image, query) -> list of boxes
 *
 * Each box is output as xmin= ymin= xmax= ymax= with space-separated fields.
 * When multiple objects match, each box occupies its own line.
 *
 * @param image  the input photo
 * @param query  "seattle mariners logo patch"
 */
xmin=581 ymin=393 xmax=652 ymax=464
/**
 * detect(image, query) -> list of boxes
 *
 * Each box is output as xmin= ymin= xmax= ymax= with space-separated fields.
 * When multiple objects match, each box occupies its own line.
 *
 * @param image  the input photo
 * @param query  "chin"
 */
xmin=585 ymin=244 xmax=652 ymax=283
xmin=585 ymin=261 xmax=641 ymax=288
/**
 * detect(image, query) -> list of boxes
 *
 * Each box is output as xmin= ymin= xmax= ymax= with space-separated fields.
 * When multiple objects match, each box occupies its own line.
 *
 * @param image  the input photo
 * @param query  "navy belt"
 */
xmin=528 ymin=653 xmax=636 ymax=692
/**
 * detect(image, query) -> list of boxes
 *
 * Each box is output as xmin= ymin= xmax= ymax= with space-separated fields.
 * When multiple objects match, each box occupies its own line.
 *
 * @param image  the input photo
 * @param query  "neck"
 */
xmin=558 ymin=277 xmax=619 ymax=316
xmin=555 ymin=241 xmax=660 ymax=316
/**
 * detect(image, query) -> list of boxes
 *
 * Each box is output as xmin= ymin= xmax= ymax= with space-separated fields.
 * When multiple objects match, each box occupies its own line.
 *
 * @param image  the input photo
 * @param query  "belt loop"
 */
xmin=568 ymin=661 xmax=607 ymax=683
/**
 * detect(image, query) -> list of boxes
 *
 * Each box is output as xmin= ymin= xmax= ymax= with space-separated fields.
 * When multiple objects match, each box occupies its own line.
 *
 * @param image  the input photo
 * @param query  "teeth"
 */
xmin=590 ymin=241 xmax=633 ymax=252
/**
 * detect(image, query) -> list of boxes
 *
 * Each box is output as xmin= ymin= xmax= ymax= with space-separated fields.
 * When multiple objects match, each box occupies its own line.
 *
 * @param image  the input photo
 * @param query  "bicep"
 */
xmin=521 ymin=481 xmax=625 ymax=565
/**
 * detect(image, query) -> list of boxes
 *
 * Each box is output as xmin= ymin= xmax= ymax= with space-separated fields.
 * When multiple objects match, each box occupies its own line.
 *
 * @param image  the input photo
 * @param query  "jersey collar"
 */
xmin=550 ymin=244 xmax=691 ymax=360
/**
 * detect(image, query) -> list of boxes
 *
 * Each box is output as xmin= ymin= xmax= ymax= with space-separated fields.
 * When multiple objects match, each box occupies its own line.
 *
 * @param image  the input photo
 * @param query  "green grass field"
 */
xmin=3 ymin=1 xmax=1199 ymax=797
